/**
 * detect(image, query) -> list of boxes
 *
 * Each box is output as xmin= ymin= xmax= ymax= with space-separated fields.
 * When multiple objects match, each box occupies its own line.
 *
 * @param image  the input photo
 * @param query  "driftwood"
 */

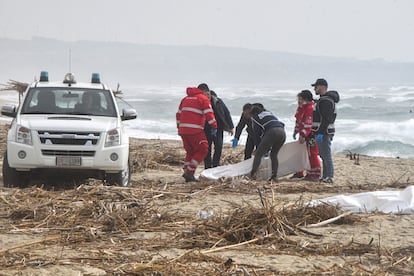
xmin=201 ymin=232 xmax=276 ymax=254
xmin=346 ymin=151 xmax=361 ymax=165
xmin=306 ymin=211 xmax=353 ymax=228
xmin=0 ymin=236 xmax=60 ymax=254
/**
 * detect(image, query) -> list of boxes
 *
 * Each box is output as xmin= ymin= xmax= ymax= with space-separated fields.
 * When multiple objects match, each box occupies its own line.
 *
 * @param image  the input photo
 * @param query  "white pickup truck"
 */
xmin=1 ymin=72 xmax=137 ymax=187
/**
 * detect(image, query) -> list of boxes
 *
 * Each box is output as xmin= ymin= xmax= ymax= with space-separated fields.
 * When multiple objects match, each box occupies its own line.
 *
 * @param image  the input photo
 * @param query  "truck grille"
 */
xmin=38 ymin=131 xmax=101 ymax=145
xmin=42 ymin=150 xmax=96 ymax=157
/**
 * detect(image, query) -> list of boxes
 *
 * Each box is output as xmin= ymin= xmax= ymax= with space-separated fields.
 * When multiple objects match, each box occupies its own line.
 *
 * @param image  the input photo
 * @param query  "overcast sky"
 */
xmin=1 ymin=0 xmax=413 ymax=62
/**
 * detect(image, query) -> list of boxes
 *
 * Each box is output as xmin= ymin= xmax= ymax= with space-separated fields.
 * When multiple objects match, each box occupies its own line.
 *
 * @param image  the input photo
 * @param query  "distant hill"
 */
xmin=0 ymin=37 xmax=413 ymax=86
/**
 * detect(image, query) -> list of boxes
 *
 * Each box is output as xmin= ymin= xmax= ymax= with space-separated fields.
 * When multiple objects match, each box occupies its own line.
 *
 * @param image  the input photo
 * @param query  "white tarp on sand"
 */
xmin=200 ymin=141 xmax=310 ymax=180
xmin=311 ymin=186 xmax=414 ymax=214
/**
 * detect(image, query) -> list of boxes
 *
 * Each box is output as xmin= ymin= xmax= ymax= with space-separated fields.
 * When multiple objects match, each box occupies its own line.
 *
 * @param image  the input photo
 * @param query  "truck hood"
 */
xmin=19 ymin=115 xmax=120 ymax=132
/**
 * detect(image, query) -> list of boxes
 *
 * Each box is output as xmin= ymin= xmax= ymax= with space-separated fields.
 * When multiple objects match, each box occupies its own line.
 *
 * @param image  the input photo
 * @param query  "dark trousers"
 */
xmin=251 ymin=127 xmax=286 ymax=178
xmin=204 ymin=129 xmax=224 ymax=169
xmin=244 ymin=135 xmax=255 ymax=160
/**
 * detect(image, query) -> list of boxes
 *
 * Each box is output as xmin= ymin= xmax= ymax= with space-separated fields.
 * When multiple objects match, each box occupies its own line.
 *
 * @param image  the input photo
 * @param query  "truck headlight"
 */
xmin=16 ymin=126 xmax=32 ymax=145
xmin=105 ymin=128 xmax=120 ymax=147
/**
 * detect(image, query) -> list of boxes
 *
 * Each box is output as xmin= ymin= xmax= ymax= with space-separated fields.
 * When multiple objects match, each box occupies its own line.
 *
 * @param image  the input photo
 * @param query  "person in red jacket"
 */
xmin=291 ymin=90 xmax=321 ymax=181
xmin=176 ymin=87 xmax=218 ymax=182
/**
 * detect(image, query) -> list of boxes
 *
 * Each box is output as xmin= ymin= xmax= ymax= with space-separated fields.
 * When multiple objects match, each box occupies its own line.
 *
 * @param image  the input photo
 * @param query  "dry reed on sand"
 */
xmin=1 ymin=184 xmax=412 ymax=275
xmin=177 ymin=191 xmax=363 ymax=253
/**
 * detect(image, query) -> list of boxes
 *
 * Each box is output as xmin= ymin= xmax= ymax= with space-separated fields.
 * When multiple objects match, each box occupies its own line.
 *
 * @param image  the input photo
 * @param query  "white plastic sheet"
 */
xmin=200 ymin=141 xmax=310 ymax=180
xmin=310 ymin=186 xmax=414 ymax=214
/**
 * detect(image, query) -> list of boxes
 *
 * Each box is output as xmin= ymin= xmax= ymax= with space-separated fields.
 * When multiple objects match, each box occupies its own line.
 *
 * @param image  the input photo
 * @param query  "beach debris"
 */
xmin=112 ymin=82 xmax=123 ymax=97
xmin=1 ymin=176 xmax=412 ymax=274
xmin=179 ymin=192 xmax=361 ymax=254
xmin=0 ymin=79 xmax=29 ymax=94
xmin=354 ymin=153 xmax=360 ymax=165
xmin=346 ymin=151 xmax=361 ymax=165
xmin=306 ymin=211 xmax=353 ymax=228
xmin=198 ymin=210 xmax=214 ymax=219
xmin=0 ymin=79 xmax=29 ymax=104
xmin=0 ymin=132 xmax=413 ymax=274
xmin=130 ymin=140 xmax=183 ymax=172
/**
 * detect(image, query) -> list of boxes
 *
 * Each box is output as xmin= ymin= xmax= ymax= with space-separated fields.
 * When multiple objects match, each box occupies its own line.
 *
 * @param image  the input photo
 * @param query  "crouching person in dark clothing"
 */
xmin=248 ymin=105 xmax=286 ymax=181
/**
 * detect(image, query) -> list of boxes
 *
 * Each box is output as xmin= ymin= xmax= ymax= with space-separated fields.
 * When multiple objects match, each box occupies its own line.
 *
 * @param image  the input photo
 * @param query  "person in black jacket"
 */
xmin=311 ymin=78 xmax=340 ymax=183
xmin=232 ymin=103 xmax=264 ymax=159
xmin=232 ymin=103 xmax=254 ymax=159
xmin=200 ymin=85 xmax=234 ymax=168
xmin=247 ymin=105 xmax=286 ymax=181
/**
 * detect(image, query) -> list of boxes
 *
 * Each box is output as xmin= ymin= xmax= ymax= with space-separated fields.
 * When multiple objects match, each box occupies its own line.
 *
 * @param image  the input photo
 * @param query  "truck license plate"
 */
xmin=56 ymin=156 xmax=81 ymax=167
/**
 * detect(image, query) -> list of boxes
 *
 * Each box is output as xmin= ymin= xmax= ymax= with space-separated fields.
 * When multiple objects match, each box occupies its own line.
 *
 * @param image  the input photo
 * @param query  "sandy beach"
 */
xmin=0 ymin=122 xmax=414 ymax=275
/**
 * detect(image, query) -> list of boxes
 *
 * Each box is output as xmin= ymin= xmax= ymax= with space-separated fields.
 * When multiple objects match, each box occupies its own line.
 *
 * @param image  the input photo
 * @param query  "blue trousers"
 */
xmin=317 ymin=134 xmax=334 ymax=178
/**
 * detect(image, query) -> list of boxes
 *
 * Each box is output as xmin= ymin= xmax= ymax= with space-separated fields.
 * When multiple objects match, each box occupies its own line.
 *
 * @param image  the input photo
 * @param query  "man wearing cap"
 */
xmin=311 ymin=79 xmax=340 ymax=183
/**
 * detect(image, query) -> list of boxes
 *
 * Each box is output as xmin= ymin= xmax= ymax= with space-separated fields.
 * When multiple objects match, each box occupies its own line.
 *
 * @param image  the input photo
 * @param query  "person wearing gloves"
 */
xmin=176 ymin=86 xmax=218 ymax=182
xmin=232 ymin=103 xmax=254 ymax=160
xmin=232 ymin=103 xmax=264 ymax=159
xmin=311 ymin=78 xmax=340 ymax=183
xmin=247 ymin=105 xmax=286 ymax=181
xmin=291 ymin=90 xmax=321 ymax=181
xmin=199 ymin=84 xmax=234 ymax=169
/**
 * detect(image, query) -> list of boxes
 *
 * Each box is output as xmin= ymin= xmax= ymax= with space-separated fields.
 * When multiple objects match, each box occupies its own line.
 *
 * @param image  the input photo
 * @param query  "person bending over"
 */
xmin=248 ymin=105 xmax=286 ymax=181
xmin=232 ymin=103 xmax=255 ymax=160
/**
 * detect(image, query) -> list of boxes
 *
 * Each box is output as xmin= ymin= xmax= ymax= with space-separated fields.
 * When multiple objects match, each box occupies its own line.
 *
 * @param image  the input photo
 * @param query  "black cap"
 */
xmin=197 ymin=83 xmax=209 ymax=92
xmin=298 ymin=90 xmax=313 ymax=102
xmin=311 ymin=78 xmax=328 ymax=87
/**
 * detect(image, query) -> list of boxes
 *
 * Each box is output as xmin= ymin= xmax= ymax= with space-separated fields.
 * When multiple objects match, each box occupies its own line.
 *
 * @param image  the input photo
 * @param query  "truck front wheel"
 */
xmin=3 ymin=151 xmax=28 ymax=188
xmin=106 ymin=160 xmax=131 ymax=187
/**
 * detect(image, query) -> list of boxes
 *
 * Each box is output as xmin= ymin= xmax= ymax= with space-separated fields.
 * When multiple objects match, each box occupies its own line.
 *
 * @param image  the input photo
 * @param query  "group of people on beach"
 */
xmin=176 ymin=78 xmax=340 ymax=183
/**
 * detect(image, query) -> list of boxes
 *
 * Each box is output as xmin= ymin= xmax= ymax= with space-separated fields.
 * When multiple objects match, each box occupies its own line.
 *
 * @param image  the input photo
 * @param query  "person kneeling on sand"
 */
xmin=291 ymin=90 xmax=321 ymax=181
xmin=247 ymin=105 xmax=286 ymax=181
xmin=176 ymin=87 xmax=218 ymax=182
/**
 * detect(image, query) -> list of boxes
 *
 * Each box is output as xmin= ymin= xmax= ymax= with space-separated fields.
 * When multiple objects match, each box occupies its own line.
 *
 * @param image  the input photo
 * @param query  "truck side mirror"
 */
xmin=1 ymin=104 xmax=17 ymax=118
xmin=121 ymin=108 xmax=137 ymax=121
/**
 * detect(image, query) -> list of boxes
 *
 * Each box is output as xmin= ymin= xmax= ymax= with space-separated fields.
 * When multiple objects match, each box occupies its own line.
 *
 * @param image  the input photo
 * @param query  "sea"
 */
xmin=1 ymin=84 xmax=414 ymax=159
xmin=118 ymin=84 xmax=414 ymax=159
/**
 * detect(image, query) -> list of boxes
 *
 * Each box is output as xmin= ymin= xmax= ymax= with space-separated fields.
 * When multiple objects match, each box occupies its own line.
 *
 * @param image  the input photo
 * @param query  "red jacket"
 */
xmin=294 ymin=102 xmax=314 ymax=138
xmin=176 ymin=87 xmax=217 ymax=135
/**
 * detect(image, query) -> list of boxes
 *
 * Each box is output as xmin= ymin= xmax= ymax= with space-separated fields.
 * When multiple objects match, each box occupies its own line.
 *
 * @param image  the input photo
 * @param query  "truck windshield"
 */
xmin=21 ymin=88 xmax=117 ymax=117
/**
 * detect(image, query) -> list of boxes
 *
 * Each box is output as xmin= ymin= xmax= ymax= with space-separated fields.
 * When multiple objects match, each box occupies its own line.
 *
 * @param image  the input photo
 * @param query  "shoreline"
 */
xmin=0 ymin=90 xmax=413 ymax=159
xmin=130 ymin=136 xmax=414 ymax=161
xmin=0 ymin=116 xmax=412 ymax=160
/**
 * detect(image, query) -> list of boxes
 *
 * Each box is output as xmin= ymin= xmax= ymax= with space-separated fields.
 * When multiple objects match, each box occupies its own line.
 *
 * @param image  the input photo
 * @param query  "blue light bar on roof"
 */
xmin=91 ymin=73 xmax=100 ymax=84
xmin=39 ymin=71 xmax=49 ymax=82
